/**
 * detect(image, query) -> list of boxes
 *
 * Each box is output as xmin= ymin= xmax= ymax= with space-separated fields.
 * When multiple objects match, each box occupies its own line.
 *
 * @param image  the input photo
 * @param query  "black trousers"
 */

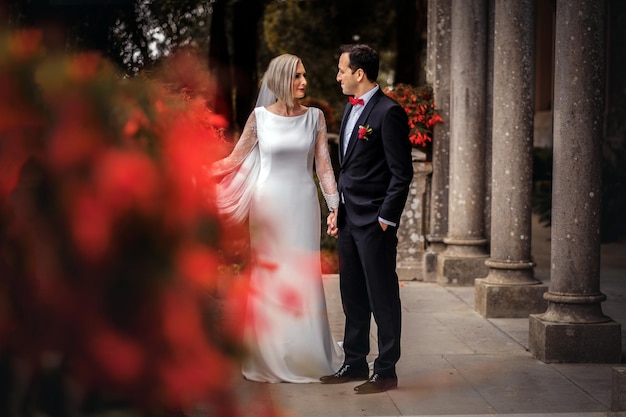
xmin=337 ymin=215 xmax=401 ymax=378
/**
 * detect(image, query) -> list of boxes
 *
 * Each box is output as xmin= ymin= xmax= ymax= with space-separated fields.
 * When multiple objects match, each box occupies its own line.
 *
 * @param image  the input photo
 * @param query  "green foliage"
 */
xmin=259 ymin=0 xmax=396 ymax=128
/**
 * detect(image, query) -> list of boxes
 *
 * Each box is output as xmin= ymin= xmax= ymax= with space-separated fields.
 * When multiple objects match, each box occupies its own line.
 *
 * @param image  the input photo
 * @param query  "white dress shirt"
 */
xmin=342 ymin=86 xmax=379 ymax=157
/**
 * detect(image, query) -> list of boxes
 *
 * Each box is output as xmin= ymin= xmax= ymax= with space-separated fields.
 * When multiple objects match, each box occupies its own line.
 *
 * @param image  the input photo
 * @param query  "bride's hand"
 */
xmin=326 ymin=211 xmax=338 ymax=238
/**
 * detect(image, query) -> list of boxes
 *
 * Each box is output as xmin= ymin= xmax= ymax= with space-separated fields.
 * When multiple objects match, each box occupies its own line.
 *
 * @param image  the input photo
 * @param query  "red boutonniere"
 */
xmin=357 ymin=125 xmax=372 ymax=141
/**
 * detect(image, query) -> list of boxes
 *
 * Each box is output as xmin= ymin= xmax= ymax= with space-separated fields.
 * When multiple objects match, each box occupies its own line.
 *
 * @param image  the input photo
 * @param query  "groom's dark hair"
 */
xmin=339 ymin=44 xmax=379 ymax=83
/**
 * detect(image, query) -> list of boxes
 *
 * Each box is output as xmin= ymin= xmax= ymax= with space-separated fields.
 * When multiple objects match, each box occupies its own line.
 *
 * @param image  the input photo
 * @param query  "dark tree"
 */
xmin=259 ymin=0 xmax=400 ymax=119
xmin=231 ymin=0 xmax=265 ymax=131
xmin=207 ymin=0 xmax=234 ymax=128
xmin=3 ymin=0 xmax=134 ymax=63
xmin=3 ymin=0 xmax=213 ymax=75
xmin=207 ymin=0 xmax=266 ymax=134
xmin=394 ymin=0 xmax=427 ymax=85
xmin=3 ymin=0 xmax=428 ymax=131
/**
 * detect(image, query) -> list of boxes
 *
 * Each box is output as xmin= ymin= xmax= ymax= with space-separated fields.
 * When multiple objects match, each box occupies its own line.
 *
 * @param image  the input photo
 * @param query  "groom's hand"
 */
xmin=327 ymin=211 xmax=339 ymax=238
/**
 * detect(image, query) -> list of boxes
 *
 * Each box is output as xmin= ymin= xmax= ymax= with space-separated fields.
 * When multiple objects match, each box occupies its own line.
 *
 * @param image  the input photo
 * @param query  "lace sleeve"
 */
xmin=314 ymin=108 xmax=339 ymax=211
xmin=212 ymin=110 xmax=260 ymax=224
xmin=213 ymin=111 xmax=259 ymax=176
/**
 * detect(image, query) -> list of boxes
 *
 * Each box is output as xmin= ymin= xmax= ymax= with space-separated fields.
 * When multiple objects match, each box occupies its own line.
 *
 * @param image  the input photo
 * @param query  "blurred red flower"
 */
xmin=0 ymin=30 xmax=252 ymax=416
xmin=88 ymin=325 xmax=146 ymax=384
xmin=94 ymin=150 xmax=161 ymax=214
xmin=7 ymin=29 xmax=42 ymax=60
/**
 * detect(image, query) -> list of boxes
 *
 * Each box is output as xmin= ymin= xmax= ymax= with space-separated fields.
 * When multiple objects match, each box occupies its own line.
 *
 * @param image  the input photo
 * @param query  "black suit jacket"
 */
xmin=338 ymin=88 xmax=413 ymax=228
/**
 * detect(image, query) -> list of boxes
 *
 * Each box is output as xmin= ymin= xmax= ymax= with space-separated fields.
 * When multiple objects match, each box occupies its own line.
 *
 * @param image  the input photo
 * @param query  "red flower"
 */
xmin=383 ymin=83 xmax=443 ymax=149
xmin=357 ymin=124 xmax=372 ymax=140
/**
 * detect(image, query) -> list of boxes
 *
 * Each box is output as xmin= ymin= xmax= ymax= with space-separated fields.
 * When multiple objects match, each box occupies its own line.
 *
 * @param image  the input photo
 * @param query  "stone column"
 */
xmin=475 ymin=0 xmax=548 ymax=317
xmin=483 ymin=0 xmax=494 ymax=243
xmin=397 ymin=155 xmax=432 ymax=281
xmin=529 ymin=0 xmax=621 ymax=363
xmin=437 ymin=0 xmax=489 ymax=285
xmin=424 ymin=0 xmax=451 ymax=282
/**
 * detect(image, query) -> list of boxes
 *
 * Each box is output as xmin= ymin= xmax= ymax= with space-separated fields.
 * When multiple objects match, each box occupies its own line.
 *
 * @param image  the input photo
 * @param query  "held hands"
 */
xmin=326 ymin=212 xmax=388 ymax=236
xmin=326 ymin=210 xmax=338 ymax=238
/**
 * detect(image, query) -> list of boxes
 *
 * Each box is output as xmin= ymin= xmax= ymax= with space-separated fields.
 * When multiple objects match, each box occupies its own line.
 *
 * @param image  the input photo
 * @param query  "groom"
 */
xmin=321 ymin=44 xmax=413 ymax=394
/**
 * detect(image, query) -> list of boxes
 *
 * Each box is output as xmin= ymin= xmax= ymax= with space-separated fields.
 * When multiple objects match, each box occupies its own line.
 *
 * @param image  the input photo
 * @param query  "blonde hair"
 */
xmin=264 ymin=54 xmax=300 ymax=108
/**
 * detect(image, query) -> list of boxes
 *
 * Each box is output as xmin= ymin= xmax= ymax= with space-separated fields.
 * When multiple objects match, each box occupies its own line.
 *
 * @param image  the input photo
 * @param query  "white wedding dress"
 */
xmin=214 ymin=106 xmax=344 ymax=383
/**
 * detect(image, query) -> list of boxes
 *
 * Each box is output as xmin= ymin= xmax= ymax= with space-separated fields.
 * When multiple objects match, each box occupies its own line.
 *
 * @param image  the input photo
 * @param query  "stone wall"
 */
xmin=397 ymin=152 xmax=432 ymax=281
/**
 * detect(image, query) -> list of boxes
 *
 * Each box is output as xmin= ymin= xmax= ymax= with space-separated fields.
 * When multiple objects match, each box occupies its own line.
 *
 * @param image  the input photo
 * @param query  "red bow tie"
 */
xmin=349 ymin=97 xmax=364 ymax=106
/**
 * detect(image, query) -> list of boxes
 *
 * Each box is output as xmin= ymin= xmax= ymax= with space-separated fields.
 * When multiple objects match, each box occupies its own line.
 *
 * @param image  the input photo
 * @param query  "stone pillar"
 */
xmin=424 ymin=0 xmax=452 ymax=282
xmin=483 ymin=0 xmax=494 ymax=243
xmin=475 ymin=0 xmax=548 ymax=318
xmin=437 ymin=0 xmax=489 ymax=286
xmin=397 ymin=154 xmax=432 ymax=281
xmin=529 ymin=0 xmax=621 ymax=363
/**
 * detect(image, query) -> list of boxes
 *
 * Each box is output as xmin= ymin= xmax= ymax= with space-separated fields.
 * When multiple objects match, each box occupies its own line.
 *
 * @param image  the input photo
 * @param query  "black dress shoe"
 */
xmin=353 ymin=373 xmax=398 ymax=394
xmin=320 ymin=364 xmax=369 ymax=384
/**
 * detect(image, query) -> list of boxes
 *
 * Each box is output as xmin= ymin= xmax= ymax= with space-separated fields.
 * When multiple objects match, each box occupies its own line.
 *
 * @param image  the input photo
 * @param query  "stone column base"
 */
xmin=397 ymin=256 xmax=424 ymax=281
xmin=612 ymin=368 xmax=626 ymax=411
xmin=474 ymin=279 xmax=548 ymax=318
xmin=422 ymin=250 xmax=439 ymax=282
xmin=529 ymin=314 xmax=622 ymax=363
xmin=436 ymin=254 xmax=489 ymax=286
xmin=397 ymin=251 xmax=439 ymax=282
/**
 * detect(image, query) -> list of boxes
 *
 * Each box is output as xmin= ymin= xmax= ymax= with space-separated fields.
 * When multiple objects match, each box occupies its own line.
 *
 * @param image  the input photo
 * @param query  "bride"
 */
xmin=212 ymin=53 xmax=343 ymax=383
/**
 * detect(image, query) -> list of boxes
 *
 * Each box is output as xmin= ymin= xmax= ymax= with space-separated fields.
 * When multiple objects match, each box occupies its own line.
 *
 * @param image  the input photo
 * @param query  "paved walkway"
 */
xmin=229 ymin=217 xmax=626 ymax=417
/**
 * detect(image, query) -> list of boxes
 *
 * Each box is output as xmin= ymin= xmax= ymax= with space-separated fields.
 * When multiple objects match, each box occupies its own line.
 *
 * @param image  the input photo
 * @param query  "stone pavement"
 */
xmin=230 ymin=217 xmax=626 ymax=417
